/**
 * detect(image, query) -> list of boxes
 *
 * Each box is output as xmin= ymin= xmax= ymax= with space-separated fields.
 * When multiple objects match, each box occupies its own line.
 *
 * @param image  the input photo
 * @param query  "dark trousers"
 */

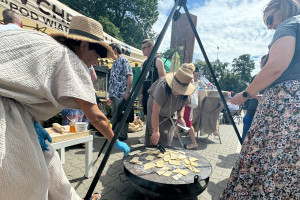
xmin=110 ymin=97 xmax=129 ymax=139
xmin=142 ymin=93 xmax=149 ymax=116
xmin=242 ymin=114 xmax=254 ymax=142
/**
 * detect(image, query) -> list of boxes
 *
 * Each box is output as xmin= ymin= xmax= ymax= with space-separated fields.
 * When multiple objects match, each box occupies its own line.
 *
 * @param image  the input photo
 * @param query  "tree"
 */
xmin=194 ymin=59 xmax=229 ymax=82
xmin=58 ymin=0 xmax=107 ymax=19
xmin=59 ymin=0 xmax=159 ymax=48
xmin=219 ymin=72 xmax=244 ymax=93
xmin=162 ymin=48 xmax=184 ymax=64
xmin=105 ymin=0 xmax=159 ymax=48
xmin=194 ymin=59 xmax=207 ymax=73
xmin=194 ymin=54 xmax=255 ymax=94
xmin=231 ymin=54 xmax=255 ymax=84
xmin=98 ymin=16 xmax=123 ymax=41
xmin=162 ymin=48 xmax=176 ymax=59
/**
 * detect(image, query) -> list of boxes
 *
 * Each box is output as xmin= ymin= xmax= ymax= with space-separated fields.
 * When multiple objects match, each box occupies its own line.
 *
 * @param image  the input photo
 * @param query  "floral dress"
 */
xmin=222 ymin=15 xmax=300 ymax=199
xmin=220 ymin=80 xmax=300 ymax=199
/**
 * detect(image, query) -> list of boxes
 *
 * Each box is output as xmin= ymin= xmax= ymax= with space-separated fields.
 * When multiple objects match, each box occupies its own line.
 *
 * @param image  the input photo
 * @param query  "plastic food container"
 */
xmin=75 ymin=122 xmax=88 ymax=132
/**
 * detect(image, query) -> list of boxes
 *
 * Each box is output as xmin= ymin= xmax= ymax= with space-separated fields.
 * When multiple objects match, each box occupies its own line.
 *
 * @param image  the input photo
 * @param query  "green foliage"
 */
xmin=59 ymin=0 xmax=106 ymax=19
xmin=162 ymin=48 xmax=176 ymax=59
xmin=194 ymin=59 xmax=230 ymax=82
xmin=105 ymin=0 xmax=159 ymax=48
xmin=161 ymin=48 xmax=184 ymax=65
xmin=231 ymin=54 xmax=255 ymax=83
xmin=98 ymin=16 xmax=123 ymax=40
xmin=194 ymin=54 xmax=255 ymax=94
xmin=219 ymin=72 xmax=246 ymax=93
xmin=59 ymin=0 xmax=159 ymax=48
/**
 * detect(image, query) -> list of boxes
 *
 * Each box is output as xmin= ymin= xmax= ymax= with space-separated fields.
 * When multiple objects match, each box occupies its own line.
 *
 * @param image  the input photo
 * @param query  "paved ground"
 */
xmin=62 ymin=122 xmax=243 ymax=200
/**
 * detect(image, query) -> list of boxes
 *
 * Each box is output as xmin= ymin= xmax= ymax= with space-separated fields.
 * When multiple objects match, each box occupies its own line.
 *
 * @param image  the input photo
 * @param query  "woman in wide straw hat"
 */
xmin=144 ymin=63 xmax=196 ymax=146
xmin=0 ymin=15 xmax=129 ymax=200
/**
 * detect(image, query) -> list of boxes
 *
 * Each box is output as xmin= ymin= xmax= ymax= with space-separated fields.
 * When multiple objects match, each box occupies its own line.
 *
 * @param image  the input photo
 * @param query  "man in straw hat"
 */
xmin=144 ymin=63 xmax=196 ymax=146
xmin=0 ymin=15 xmax=129 ymax=199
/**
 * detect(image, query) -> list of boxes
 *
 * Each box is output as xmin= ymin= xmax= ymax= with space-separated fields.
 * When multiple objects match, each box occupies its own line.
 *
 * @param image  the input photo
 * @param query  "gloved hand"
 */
xmin=34 ymin=121 xmax=52 ymax=151
xmin=114 ymin=140 xmax=130 ymax=156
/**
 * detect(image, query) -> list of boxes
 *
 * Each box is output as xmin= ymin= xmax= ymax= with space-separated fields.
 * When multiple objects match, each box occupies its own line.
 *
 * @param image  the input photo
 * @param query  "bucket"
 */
xmin=75 ymin=122 xmax=88 ymax=132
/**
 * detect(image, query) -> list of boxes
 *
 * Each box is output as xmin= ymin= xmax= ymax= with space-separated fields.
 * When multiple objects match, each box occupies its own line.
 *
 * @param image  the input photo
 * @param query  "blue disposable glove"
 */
xmin=34 ymin=121 xmax=53 ymax=151
xmin=114 ymin=140 xmax=130 ymax=156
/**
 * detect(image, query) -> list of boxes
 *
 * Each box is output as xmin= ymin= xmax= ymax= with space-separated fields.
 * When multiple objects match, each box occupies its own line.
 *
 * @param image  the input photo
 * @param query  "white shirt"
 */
xmin=227 ymin=103 xmax=239 ymax=111
xmin=0 ymin=23 xmax=22 ymax=31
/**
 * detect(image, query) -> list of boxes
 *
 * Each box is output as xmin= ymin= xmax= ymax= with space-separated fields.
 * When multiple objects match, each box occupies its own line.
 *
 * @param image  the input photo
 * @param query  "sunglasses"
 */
xmin=265 ymin=10 xmax=277 ymax=26
xmin=142 ymin=46 xmax=151 ymax=50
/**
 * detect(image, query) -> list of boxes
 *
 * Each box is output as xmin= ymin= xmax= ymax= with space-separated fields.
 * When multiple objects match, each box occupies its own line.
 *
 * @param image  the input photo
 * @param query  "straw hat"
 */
xmin=165 ymin=63 xmax=196 ymax=95
xmin=50 ymin=15 xmax=114 ymax=59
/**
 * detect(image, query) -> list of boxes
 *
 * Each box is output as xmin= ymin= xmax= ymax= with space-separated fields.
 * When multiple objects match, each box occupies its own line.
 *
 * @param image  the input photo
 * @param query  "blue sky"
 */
xmin=153 ymin=0 xmax=274 ymax=75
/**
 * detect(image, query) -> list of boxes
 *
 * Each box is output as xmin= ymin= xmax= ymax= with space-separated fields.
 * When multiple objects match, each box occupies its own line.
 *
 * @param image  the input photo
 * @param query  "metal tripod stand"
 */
xmin=84 ymin=0 xmax=242 ymax=198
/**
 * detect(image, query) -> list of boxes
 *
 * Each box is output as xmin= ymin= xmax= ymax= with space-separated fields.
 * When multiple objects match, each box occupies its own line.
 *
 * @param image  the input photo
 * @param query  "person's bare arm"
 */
xmin=90 ymin=66 xmax=97 ymax=84
xmin=231 ymin=36 xmax=296 ymax=105
xmin=247 ymin=36 xmax=295 ymax=96
xmin=156 ymin=58 xmax=165 ymax=77
xmin=124 ymin=75 xmax=133 ymax=100
xmin=75 ymin=98 xmax=114 ymax=141
xmin=151 ymin=99 xmax=161 ymax=145
xmin=176 ymin=106 xmax=186 ymax=126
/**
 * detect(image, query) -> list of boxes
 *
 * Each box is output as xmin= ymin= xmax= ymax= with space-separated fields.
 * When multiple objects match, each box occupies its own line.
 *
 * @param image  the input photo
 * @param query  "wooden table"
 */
xmin=52 ymin=135 xmax=93 ymax=178
xmin=46 ymin=128 xmax=93 ymax=178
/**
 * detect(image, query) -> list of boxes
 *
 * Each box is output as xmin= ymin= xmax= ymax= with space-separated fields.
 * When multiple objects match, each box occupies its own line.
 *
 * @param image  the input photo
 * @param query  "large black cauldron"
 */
xmin=123 ymin=146 xmax=212 ymax=200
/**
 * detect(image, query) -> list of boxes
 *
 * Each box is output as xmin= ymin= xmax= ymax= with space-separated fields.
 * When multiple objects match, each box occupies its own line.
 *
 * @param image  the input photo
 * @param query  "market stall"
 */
xmin=0 ymin=0 xmax=147 ymax=99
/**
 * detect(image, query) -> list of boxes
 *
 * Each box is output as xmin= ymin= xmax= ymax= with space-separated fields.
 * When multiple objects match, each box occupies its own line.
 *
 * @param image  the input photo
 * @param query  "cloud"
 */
xmin=153 ymin=0 xmax=274 ymax=75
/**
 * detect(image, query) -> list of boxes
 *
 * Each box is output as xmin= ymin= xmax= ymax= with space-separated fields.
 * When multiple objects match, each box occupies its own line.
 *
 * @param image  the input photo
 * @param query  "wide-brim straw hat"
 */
xmin=50 ymin=15 xmax=114 ymax=59
xmin=165 ymin=63 xmax=196 ymax=95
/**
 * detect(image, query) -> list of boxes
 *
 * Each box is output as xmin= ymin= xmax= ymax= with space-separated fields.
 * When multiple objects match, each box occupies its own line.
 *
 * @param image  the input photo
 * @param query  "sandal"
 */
xmin=187 ymin=143 xmax=198 ymax=150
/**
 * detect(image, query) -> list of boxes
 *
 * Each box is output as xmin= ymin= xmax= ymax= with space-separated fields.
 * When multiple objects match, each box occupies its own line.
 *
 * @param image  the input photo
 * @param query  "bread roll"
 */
xmin=52 ymin=123 xmax=66 ymax=133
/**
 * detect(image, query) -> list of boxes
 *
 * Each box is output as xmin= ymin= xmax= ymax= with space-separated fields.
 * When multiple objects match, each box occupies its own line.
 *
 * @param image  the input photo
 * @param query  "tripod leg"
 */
xmin=97 ymin=139 xmax=108 ymax=159
xmin=84 ymin=1 xmax=182 ymax=199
